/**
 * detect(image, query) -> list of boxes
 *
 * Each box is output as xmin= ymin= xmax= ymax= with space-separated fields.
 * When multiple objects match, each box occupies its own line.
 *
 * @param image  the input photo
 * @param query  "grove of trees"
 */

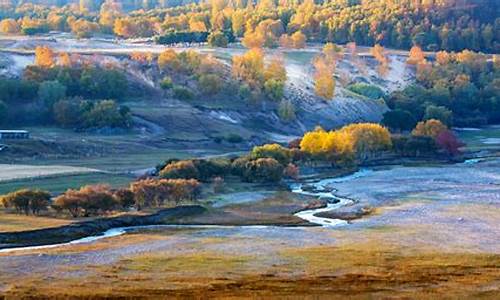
xmin=0 ymin=46 xmax=131 ymax=129
xmin=1 ymin=1 xmax=497 ymax=53
xmin=386 ymin=50 xmax=499 ymax=128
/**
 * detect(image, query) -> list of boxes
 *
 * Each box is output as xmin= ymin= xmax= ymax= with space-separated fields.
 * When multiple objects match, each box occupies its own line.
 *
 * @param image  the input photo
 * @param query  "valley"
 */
xmin=0 ymin=0 xmax=499 ymax=297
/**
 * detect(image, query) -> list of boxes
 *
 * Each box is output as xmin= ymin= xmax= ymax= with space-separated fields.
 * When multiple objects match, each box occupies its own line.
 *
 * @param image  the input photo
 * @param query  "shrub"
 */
xmin=53 ymin=99 xmax=83 ymax=127
xmin=212 ymin=176 xmax=225 ymax=193
xmin=114 ymin=189 xmax=135 ymax=209
xmin=238 ymin=84 xmax=251 ymax=100
xmin=263 ymin=79 xmax=284 ymax=101
xmin=435 ymin=129 xmax=464 ymax=156
xmin=231 ymin=156 xmax=252 ymax=177
xmin=278 ymin=100 xmax=296 ymax=122
xmin=283 ymin=163 xmax=299 ymax=180
xmin=207 ymin=31 xmax=229 ymax=47
xmin=160 ymin=76 xmax=173 ymax=90
xmin=347 ymin=83 xmax=385 ymax=99
xmin=198 ymin=74 xmax=222 ymax=95
xmin=423 ymin=105 xmax=453 ymax=126
xmin=382 ymin=109 xmax=417 ymax=131
xmin=240 ymin=158 xmax=284 ymax=183
xmin=160 ymin=159 xmax=230 ymax=182
xmin=156 ymin=31 xmax=208 ymax=45
xmin=191 ymin=159 xmax=230 ymax=181
xmin=251 ymin=143 xmax=292 ymax=165
xmin=392 ymin=135 xmax=438 ymax=157
xmin=173 ymin=86 xmax=194 ymax=100
xmin=82 ymin=100 xmax=132 ymax=129
xmin=160 ymin=160 xmax=199 ymax=180
xmin=1 ymin=189 xmax=51 ymax=215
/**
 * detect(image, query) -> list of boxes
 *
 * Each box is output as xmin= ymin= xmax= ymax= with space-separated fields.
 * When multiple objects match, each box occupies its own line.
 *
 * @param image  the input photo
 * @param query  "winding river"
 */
xmin=1 ymin=152 xmax=494 ymax=254
xmin=0 ymin=170 xmax=368 ymax=253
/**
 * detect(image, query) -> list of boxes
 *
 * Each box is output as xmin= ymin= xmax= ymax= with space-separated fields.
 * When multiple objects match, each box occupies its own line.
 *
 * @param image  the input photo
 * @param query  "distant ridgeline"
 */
xmin=0 ymin=0 xmax=498 ymax=52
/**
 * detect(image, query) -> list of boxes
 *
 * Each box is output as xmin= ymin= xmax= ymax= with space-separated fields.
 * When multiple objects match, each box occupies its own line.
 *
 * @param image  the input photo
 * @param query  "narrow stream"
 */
xmin=0 ymin=170 xmax=370 ymax=253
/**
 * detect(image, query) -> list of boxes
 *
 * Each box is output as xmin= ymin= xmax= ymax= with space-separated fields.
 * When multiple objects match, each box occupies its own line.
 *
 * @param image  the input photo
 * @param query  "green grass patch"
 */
xmin=0 ymin=173 xmax=134 ymax=195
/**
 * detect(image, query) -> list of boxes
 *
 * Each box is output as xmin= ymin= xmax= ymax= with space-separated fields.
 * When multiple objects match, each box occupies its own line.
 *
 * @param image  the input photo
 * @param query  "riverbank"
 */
xmin=0 ymin=206 xmax=206 ymax=249
xmin=0 ymin=190 xmax=327 ymax=250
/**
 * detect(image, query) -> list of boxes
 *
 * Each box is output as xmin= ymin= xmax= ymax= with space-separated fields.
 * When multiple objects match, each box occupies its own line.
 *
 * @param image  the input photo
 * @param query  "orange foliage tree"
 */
xmin=407 ymin=45 xmax=426 ymax=65
xmin=34 ymin=46 xmax=55 ymax=68
xmin=412 ymin=119 xmax=448 ymax=138
xmin=0 ymin=19 xmax=20 ymax=34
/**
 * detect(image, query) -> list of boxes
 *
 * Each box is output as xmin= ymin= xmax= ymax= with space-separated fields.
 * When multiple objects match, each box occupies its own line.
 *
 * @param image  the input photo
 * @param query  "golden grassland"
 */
xmin=0 ymin=211 xmax=73 ymax=233
xmin=2 ymin=229 xmax=499 ymax=299
xmin=1 ymin=194 xmax=499 ymax=298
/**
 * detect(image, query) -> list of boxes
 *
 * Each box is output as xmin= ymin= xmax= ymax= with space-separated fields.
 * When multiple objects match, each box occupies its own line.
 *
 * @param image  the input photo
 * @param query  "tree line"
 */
xmin=0 ymin=178 xmax=201 ymax=217
xmin=0 ymin=1 xmax=497 ymax=53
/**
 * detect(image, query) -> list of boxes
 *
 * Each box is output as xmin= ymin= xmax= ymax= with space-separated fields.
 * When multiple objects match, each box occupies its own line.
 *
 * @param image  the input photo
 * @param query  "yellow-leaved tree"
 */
xmin=313 ymin=45 xmax=337 ymax=100
xmin=232 ymin=48 xmax=265 ymax=88
xmin=371 ymin=44 xmax=389 ymax=77
xmin=340 ymin=123 xmax=392 ymax=160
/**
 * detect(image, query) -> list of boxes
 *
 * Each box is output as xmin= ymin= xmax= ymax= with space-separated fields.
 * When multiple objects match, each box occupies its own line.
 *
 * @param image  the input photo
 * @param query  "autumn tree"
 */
xmin=58 ymin=52 xmax=73 ymax=67
xmin=371 ymin=44 xmax=389 ymax=77
xmin=157 ymin=49 xmax=181 ymax=71
xmin=242 ymin=29 xmax=265 ymax=48
xmin=339 ymin=123 xmax=392 ymax=160
xmin=300 ymin=127 xmax=354 ymax=164
xmin=34 ymin=46 xmax=55 ymax=68
xmin=130 ymin=178 xmax=200 ymax=209
xmin=290 ymin=31 xmax=306 ymax=48
xmin=412 ymin=119 xmax=448 ymax=138
xmin=407 ymin=45 xmax=426 ymax=65
xmin=0 ymin=19 xmax=20 ymax=34
xmin=435 ymin=129 xmax=464 ymax=156
xmin=264 ymin=56 xmax=287 ymax=83
xmin=1 ymin=189 xmax=51 ymax=215
xmin=313 ymin=54 xmax=335 ymax=100
xmin=53 ymin=184 xmax=116 ymax=217
xmin=130 ymin=52 xmax=154 ymax=65
xmin=232 ymin=48 xmax=264 ymax=88
xmin=300 ymin=123 xmax=391 ymax=163
xmin=250 ymin=143 xmax=292 ymax=165
xmin=113 ymin=18 xmax=135 ymax=38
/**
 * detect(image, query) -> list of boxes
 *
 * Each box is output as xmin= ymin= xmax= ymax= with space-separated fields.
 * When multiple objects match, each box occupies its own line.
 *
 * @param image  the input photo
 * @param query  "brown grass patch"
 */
xmin=0 ymin=211 xmax=73 ymax=233
xmin=3 ymin=240 xmax=499 ymax=299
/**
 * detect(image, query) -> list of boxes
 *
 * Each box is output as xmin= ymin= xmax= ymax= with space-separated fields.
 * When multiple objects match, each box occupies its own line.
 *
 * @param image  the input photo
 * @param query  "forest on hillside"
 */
xmin=1 ymin=0 xmax=498 ymax=52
